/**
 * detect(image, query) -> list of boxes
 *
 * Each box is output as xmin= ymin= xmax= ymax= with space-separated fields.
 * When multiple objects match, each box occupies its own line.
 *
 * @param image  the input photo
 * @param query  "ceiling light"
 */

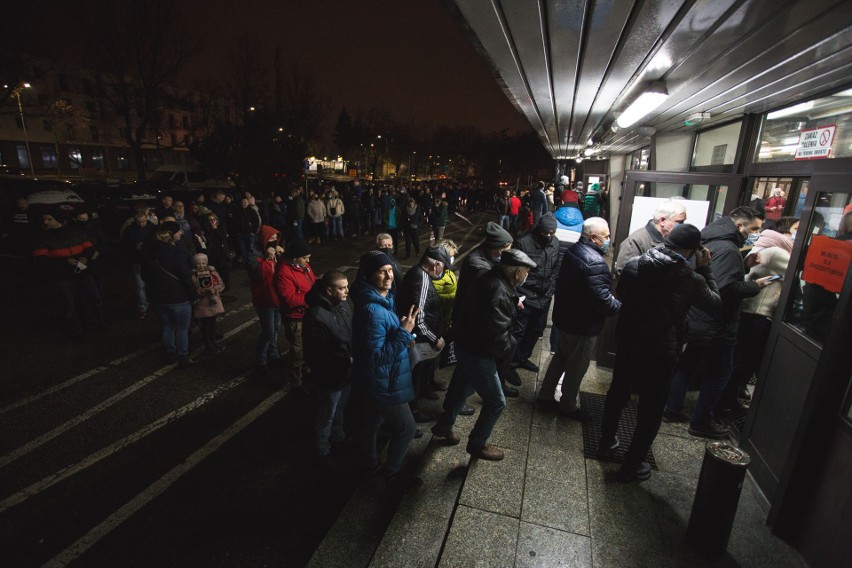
xmin=834 ymin=88 xmax=852 ymax=97
xmin=684 ymin=112 xmax=711 ymax=126
xmin=807 ymin=104 xmax=852 ymax=120
xmin=584 ymin=148 xmax=594 ymax=156
xmin=616 ymin=82 xmax=669 ymax=128
xmin=575 ymin=157 xmax=583 ymax=163
xmin=767 ymin=101 xmax=814 ymax=120
xmin=586 ymin=139 xmax=594 ymax=146
xmin=783 ymin=137 xmax=800 ymax=145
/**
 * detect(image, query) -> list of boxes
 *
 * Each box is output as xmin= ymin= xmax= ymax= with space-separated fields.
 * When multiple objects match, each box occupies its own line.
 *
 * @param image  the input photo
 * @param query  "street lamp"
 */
xmin=8 ymin=83 xmax=35 ymax=177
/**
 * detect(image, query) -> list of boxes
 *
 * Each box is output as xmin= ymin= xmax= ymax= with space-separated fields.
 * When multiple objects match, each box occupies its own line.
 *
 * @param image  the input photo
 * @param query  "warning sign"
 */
xmin=801 ymin=234 xmax=852 ymax=294
xmin=795 ymin=125 xmax=836 ymax=160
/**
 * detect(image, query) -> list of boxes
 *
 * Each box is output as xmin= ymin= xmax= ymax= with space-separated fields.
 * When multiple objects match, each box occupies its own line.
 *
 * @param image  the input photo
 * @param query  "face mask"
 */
xmin=745 ymin=233 xmax=759 ymax=246
xmin=600 ymin=238 xmax=611 ymax=254
xmin=790 ymin=230 xmax=797 ymax=242
xmin=449 ymin=256 xmax=455 ymax=265
xmin=519 ymin=273 xmax=528 ymax=286
xmin=381 ymin=247 xmax=393 ymax=256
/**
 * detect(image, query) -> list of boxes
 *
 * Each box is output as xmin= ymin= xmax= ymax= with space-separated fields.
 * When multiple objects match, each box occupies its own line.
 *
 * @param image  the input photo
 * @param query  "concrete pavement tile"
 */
xmin=527 ymin=442 xmax=585 ymax=484
xmin=590 ymin=540 xmax=688 ymax=568
xmin=587 ymin=474 xmax=664 ymax=553
xmin=529 ymin=416 xmax=584 ymax=452
xmin=651 ymin=433 xmax=707 ymax=477
xmin=459 ymin=447 xmax=525 ymax=517
xmin=438 ymin=506 xmax=519 ymax=568
xmin=522 ymin=475 xmax=590 ymax=536
xmin=369 ymin=511 xmax=450 ymax=568
xmin=489 ymin=414 xmax=532 ymax=451
xmin=516 ymin=521 xmax=592 ymax=567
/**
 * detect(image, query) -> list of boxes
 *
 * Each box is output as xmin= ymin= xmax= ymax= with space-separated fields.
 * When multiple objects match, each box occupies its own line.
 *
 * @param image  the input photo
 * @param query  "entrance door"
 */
xmin=740 ymin=174 xmax=852 ymax=564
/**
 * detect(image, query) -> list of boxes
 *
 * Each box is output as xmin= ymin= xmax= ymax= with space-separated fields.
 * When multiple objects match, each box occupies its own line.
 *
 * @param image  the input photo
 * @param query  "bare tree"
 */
xmin=43 ymin=99 xmax=90 ymax=175
xmin=78 ymin=0 xmax=194 ymax=181
xmin=276 ymin=62 xmax=329 ymax=155
xmin=226 ymin=33 xmax=270 ymax=123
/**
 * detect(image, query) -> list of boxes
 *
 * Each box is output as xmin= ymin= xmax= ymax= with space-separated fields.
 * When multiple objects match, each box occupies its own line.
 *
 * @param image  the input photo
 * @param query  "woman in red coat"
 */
xmin=275 ymin=239 xmax=316 ymax=386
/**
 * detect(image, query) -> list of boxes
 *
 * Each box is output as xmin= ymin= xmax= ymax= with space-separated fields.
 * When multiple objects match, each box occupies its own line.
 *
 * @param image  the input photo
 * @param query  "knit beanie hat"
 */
xmin=360 ymin=250 xmax=394 ymax=277
xmin=288 ymin=239 xmax=311 ymax=259
xmin=484 ymin=221 xmax=513 ymax=248
xmin=536 ymin=212 xmax=557 ymax=232
xmin=664 ymin=224 xmax=702 ymax=251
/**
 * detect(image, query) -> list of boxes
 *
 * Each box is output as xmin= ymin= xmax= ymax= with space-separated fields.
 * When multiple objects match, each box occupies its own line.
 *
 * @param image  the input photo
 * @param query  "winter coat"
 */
xmin=432 ymin=268 xmax=458 ymax=336
xmin=196 ymin=222 xmax=231 ymax=270
xmin=530 ymin=188 xmax=548 ymax=220
xmin=617 ymin=247 xmax=721 ymax=355
xmin=742 ymin=246 xmax=790 ymax=319
xmin=326 ymin=196 xmax=345 ymax=218
xmin=303 ymin=281 xmax=354 ymax=389
xmin=306 ymin=199 xmax=327 ymax=223
xmin=351 ymin=280 xmax=415 ymax=405
xmin=141 ymin=240 xmax=198 ymax=305
xmin=514 ymin=232 xmax=560 ymax=309
xmin=686 ymin=216 xmax=761 ymax=345
xmin=552 ymin=237 xmax=621 ymax=336
xmin=508 ymin=196 xmax=521 ymax=216
xmin=384 ymin=205 xmax=401 ymax=229
xmin=191 ymin=268 xmax=225 ymax=318
xmin=120 ymin=220 xmax=156 ymax=264
xmin=275 ymin=260 xmax=316 ymax=320
xmin=397 ymin=265 xmax=442 ymax=346
xmin=246 ymin=225 xmax=282 ymax=309
xmin=403 ymin=207 xmax=422 ymax=230
xmin=583 ymin=191 xmax=602 ymax=216
xmin=454 ymin=266 xmax=517 ymax=360
xmin=455 ymin=245 xmax=498 ymax=303
xmin=32 ymin=224 xmax=95 ymax=281
xmin=233 ymin=206 xmax=261 ymax=236
xmin=615 ymin=220 xmax=664 ymax=276
xmin=431 ymin=201 xmax=448 ymax=227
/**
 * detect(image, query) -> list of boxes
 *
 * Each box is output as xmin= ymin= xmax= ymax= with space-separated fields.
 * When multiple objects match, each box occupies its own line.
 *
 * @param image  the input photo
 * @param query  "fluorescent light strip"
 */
xmin=616 ymin=91 xmax=669 ymax=128
xmin=767 ymin=101 xmax=814 ymax=120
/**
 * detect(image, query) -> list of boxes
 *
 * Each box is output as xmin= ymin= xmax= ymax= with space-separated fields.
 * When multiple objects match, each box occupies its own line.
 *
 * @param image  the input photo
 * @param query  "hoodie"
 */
xmin=303 ymin=281 xmax=354 ymax=388
xmin=246 ymin=225 xmax=282 ymax=308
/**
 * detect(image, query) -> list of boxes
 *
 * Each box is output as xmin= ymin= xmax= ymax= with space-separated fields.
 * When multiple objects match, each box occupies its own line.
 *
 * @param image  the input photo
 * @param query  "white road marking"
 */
xmin=0 ymin=318 xmax=256 ymax=469
xmin=0 ymin=303 xmax=254 ymax=417
xmin=41 ymin=388 xmax=287 ymax=568
xmin=0 ymin=372 xmax=250 ymax=512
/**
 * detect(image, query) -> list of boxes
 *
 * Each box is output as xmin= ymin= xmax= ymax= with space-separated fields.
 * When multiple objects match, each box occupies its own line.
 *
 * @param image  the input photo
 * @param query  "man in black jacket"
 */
xmin=432 ymin=249 xmax=536 ymax=461
xmin=511 ymin=212 xmax=560 ymax=374
xmin=535 ymin=217 xmax=621 ymax=419
xmin=598 ymin=225 xmax=721 ymax=482
xmin=303 ymin=270 xmax=353 ymax=467
xmin=664 ymin=206 xmax=774 ymax=439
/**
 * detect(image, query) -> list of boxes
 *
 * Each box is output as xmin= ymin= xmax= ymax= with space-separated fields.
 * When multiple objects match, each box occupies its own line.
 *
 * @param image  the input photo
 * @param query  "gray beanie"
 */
xmin=484 ymin=221 xmax=513 ymax=248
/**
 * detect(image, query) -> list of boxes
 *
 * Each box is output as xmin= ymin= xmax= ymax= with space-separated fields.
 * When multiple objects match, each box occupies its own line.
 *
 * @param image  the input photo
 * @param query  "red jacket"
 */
xmin=248 ymin=225 xmax=282 ymax=309
xmin=509 ymin=196 xmax=521 ymax=215
xmin=275 ymin=261 xmax=316 ymax=320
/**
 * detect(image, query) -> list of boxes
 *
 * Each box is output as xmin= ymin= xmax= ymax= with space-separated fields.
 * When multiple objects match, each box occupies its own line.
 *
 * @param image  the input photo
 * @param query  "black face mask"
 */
xmin=380 ymin=247 xmax=393 ymax=256
xmin=535 ymin=231 xmax=552 ymax=246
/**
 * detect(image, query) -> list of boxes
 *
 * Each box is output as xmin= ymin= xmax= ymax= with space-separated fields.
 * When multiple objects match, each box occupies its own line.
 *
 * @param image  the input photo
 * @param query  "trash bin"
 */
xmin=686 ymin=442 xmax=751 ymax=555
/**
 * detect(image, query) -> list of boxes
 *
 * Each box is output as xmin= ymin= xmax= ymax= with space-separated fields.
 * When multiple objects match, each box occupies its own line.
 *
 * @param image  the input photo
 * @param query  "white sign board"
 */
xmin=628 ymin=196 xmax=711 ymax=236
xmin=795 ymin=125 xmax=836 ymax=160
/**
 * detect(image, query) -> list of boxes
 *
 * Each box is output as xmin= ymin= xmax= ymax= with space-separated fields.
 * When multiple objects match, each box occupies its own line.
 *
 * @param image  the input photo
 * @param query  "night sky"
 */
xmin=10 ymin=0 xmax=531 ymax=137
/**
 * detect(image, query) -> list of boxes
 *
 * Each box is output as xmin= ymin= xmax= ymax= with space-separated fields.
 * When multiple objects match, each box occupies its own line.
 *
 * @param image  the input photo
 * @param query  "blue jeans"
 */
xmin=665 ymin=343 xmax=735 ymax=428
xmin=255 ymin=307 xmax=281 ymax=366
xmin=360 ymin=400 xmax=416 ymax=475
xmin=312 ymin=384 xmax=350 ymax=456
xmin=293 ymin=219 xmax=304 ymax=241
xmin=153 ymin=302 xmax=192 ymax=359
xmin=329 ymin=215 xmax=344 ymax=239
xmin=131 ymin=263 xmax=148 ymax=313
xmin=56 ymin=274 xmax=104 ymax=337
xmin=435 ymin=344 xmax=506 ymax=451
xmin=498 ymin=214 xmax=510 ymax=231
xmin=238 ymin=233 xmax=257 ymax=262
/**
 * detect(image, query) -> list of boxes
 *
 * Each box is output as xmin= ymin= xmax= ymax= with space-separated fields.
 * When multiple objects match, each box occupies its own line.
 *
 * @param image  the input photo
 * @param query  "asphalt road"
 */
xmin=0 ymin=210 xmax=491 ymax=568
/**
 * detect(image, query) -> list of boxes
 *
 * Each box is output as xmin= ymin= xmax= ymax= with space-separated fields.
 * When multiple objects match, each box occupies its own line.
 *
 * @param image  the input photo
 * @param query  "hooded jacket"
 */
xmin=617 ymin=247 xmax=721 ymax=354
xmin=686 ymin=216 xmax=761 ymax=344
xmin=303 ymin=281 xmax=354 ymax=389
xmin=247 ymin=225 xmax=282 ymax=308
xmin=275 ymin=258 xmax=316 ymax=320
xmin=552 ymin=237 xmax=621 ymax=336
xmin=32 ymin=224 xmax=94 ymax=281
xmin=351 ymin=279 xmax=415 ymax=405
xmin=514 ymin=230 xmax=560 ymax=309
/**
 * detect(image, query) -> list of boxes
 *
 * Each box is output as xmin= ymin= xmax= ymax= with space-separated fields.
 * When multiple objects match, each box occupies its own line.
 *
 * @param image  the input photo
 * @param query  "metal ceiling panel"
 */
xmin=452 ymin=0 xmax=852 ymax=157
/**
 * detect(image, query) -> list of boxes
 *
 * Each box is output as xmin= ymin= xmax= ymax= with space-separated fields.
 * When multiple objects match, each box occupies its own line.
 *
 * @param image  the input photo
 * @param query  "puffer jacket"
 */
xmin=514 ymin=232 xmax=560 ymax=309
xmin=303 ymin=281 xmax=353 ymax=389
xmin=141 ymin=240 xmax=198 ymax=305
xmin=742 ymin=246 xmax=790 ymax=319
xmin=397 ymin=265 xmax=442 ymax=346
xmin=686 ymin=216 xmax=761 ymax=345
xmin=246 ymin=226 xmax=282 ymax=309
xmin=552 ymin=237 xmax=621 ymax=336
xmin=275 ymin=260 xmax=316 ymax=320
xmin=454 ymin=265 xmax=517 ymax=360
xmin=351 ymin=279 xmax=415 ymax=405
xmin=432 ymin=268 xmax=457 ymax=336
xmin=617 ymin=247 xmax=721 ymax=354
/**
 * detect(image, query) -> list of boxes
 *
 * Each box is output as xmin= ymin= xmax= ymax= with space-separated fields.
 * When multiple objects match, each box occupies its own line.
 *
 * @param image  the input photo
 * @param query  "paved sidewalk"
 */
xmin=311 ymin=334 xmax=805 ymax=568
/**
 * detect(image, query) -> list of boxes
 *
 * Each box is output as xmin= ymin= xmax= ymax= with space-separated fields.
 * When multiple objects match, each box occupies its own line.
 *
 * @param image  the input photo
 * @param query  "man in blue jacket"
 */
xmin=535 ymin=217 xmax=621 ymax=419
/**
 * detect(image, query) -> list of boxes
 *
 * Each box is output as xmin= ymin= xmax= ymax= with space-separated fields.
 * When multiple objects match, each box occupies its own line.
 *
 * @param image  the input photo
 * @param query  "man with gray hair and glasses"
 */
xmin=615 ymin=199 xmax=687 ymax=276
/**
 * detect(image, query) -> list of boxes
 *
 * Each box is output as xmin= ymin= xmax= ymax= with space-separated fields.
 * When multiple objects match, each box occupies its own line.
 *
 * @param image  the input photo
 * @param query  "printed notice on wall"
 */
xmin=795 ymin=125 xmax=836 ymax=160
xmin=801 ymin=234 xmax=852 ymax=294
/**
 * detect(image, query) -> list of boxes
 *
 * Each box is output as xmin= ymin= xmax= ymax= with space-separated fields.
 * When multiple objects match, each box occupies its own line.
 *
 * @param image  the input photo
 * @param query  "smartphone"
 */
xmin=767 ymin=275 xmax=783 ymax=282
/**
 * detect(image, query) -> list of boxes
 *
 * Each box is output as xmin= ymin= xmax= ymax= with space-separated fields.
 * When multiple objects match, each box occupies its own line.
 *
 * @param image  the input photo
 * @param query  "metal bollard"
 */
xmin=686 ymin=442 xmax=751 ymax=555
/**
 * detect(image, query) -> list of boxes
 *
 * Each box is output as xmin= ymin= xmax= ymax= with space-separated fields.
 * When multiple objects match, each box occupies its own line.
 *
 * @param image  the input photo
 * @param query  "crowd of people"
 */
xmin=6 ymin=172 xmax=821 ymax=491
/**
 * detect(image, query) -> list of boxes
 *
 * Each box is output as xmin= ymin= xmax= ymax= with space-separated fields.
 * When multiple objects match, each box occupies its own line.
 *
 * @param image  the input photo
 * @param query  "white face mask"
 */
xmin=449 ymin=256 xmax=455 ymax=265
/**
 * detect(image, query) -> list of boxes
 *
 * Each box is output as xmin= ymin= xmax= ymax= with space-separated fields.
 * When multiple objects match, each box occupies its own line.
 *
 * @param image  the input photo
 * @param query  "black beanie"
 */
xmin=288 ymin=239 xmax=311 ymax=259
xmin=664 ymin=224 xmax=702 ymax=251
xmin=360 ymin=250 xmax=394 ymax=277
xmin=536 ymin=212 xmax=557 ymax=232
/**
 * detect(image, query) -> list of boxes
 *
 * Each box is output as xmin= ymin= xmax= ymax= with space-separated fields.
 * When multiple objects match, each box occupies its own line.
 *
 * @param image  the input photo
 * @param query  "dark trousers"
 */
xmin=718 ymin=313 xmax=771 ymax=410
xmin=601 ymin=347 xmax=678 ymax=467
xmin=56 ymin=274 xmax=104 ymax=337
xmin=510 ymin=299 xmax=550 ymax=366
xmin=666 ymin=343 xmax=735 ymax=428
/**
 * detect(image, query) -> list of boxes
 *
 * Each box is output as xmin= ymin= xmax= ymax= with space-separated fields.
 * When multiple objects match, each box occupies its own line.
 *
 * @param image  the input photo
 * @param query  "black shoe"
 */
xmin=506 ymin=369 xmax=522 ymax=386
xmin=459 ymin=404 xmax=475 ymax=416
xmin=412 ymin=411 xmax=436 ymax=423
xmin=558 ymin=408 xmax=587 ymax=422
xmin=617 ymin=461 xmax=652 ymax=482
xmin=502 ymin=384 xmax=519 ymax=397
xmin=596 ymin=435 xmax=620 ymax=461
xmin=662 ymin=408 xmax=689 ymax=423
xmin=534 ymin=398 xmax=559 ymax=412
xmin=386 ymin=473 xmax=423 ymax=493
xmin=688 ymin=422 xmax=730 ymax=439
xmin=517 ymin=359 xmax=539 ymax=372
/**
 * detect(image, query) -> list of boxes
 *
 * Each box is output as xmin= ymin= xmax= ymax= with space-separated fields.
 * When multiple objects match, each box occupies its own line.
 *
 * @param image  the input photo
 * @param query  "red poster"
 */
xmin=801 ymin=235 xmax=852 ymax=294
